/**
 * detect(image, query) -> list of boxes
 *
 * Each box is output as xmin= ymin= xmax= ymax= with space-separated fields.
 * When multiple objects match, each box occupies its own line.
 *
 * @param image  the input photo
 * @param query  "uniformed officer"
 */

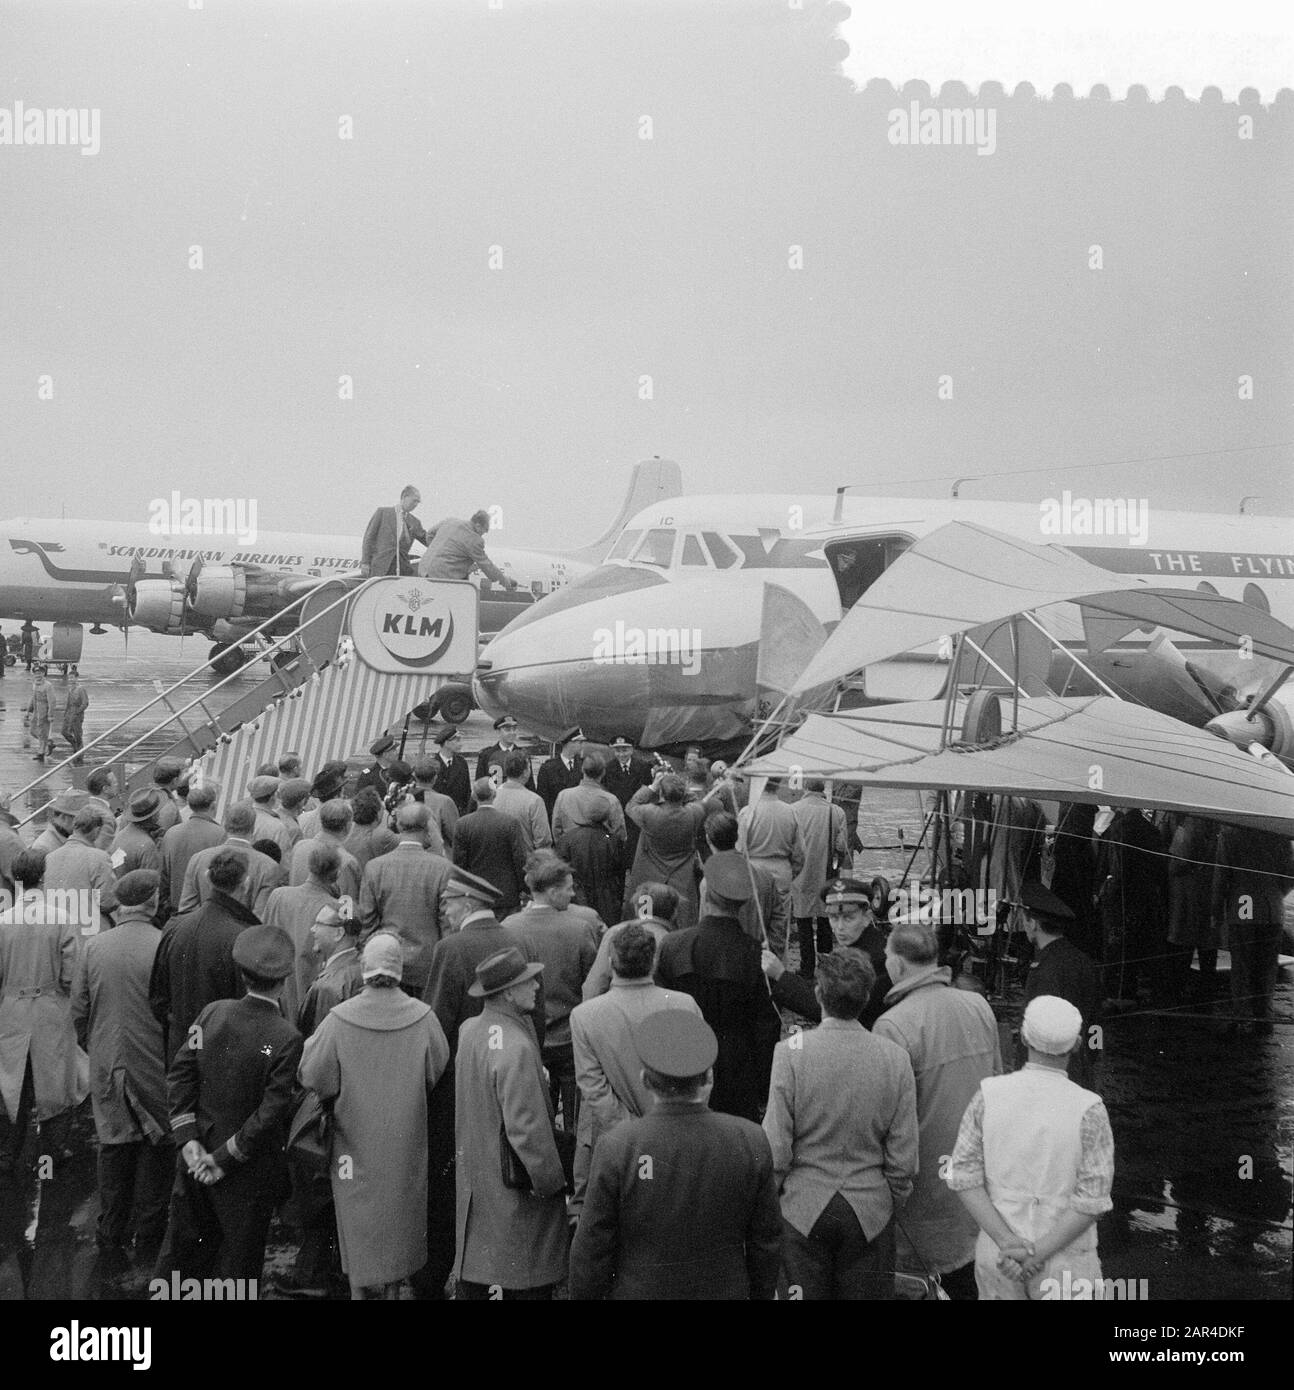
xmin=157 ymin=923 xmax=302 ymax=1286
xmin=355 ymin=734 xmax=399 ymax=798
xmin=1017 ymin=881 xmax=1102 ymax=1087
xmin=569 ymin=1010 xmax=782 ymax=1299
xmin=430 ymin=726 xmax=472 ymax=815
xmin=760 ymin=876 xmax=891 ymax=1028
xmin=475 ymin=715 xmax=535 ymax=789
xmin=536 ymin=727 xmax=584 ymax=826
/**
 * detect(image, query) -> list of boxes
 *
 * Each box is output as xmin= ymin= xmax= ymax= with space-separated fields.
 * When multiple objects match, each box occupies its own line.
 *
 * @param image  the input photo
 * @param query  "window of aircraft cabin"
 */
xmin=607 ymin=529 xmax=642 ymax=562
xmin=680 ymin=534 xmax=708 ymax=566
xmin=702 ymin=532 xmax=738 ymax=568
xmin=634 ymin=528 xmax=677 ymax=568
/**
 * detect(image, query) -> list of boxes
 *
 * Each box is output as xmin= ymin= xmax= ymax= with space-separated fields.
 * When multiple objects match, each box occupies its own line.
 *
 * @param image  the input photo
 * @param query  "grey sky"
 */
xmin=2 ymin=0 xmax=1291 ymax=549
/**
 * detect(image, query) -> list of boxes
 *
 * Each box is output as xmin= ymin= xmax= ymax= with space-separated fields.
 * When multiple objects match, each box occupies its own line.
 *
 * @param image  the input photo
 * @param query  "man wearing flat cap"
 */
xmin=454 ymin=947 xmax=568 ymax=1299
xmin=657 ymin=854 xmax=782 ymax=1121
xmin=1017 ymin=881 xmax=1102 ymax=1088
xmin=72 ymin=870 xmax=171 ymax=1269
xmin=946 ymin=995 xmax=1114 ymax=1300
xmin=159 ymin=922 xmax=302 ymax=1284
xmin=476 ymin=714 xmax=535 ymax=791
xmin=355 ymin=734 xmax=399 ymax=798
xmin=415 ymin=870 xmax=543 ymax=1299
xmin=570 ymin=1010 xmax=782 ymax=1300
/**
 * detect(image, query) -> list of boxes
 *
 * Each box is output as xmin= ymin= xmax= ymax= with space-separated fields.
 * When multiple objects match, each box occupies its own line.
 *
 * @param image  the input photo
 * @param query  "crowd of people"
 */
xmin=0 ymin=720 xmax=1289 ymax=1301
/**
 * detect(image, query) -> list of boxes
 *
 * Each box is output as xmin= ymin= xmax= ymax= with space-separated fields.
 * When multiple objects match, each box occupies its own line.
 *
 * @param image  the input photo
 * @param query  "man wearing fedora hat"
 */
xmin=297 ymin=762 xmax=349 ymax=839
xmin=31 ymin=787 xmax=89 ymax=856
xmin=454 ymin=947 xmax=568 ymax=1299
xmin=415 ymin=869 xmax=544 ymax=1301
xmin=159 ymin=922 xmax=302 ymax=1284
xmin=111 ymin=789 xmax=165 ymax=878
xmin=570 ymin=1010 xmax=782 ymax=1300
xmin=657 ymin=855 xmax=782 ymax=1122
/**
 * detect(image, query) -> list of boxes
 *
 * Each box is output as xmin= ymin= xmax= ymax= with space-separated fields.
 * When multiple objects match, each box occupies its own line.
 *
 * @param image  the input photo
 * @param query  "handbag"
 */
xmin=891 ymin=1210 xmax=953 ymax=1302
xmin=286 ymin=1091 xmax=335 ymax=1220
xmin=500 ymin=1124 xmax=576 ymax=1195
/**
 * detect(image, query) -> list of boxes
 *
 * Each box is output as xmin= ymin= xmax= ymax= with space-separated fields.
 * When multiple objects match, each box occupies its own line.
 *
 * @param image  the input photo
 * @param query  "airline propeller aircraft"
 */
xmin=473 ymin=487 xmax=1294 ymax=761
xmin=0 ymin=458 xmax=680 ymax=676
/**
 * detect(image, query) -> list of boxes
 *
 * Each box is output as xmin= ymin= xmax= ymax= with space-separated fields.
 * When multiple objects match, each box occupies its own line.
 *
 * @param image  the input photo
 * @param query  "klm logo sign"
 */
xmin=382 ymin=612 xmax=445 ymax=638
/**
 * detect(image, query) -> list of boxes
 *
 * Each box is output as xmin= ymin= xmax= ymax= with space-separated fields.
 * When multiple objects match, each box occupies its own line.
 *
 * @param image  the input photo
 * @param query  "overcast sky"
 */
xmin=2 ymin=0 xmax=1291 ymax=550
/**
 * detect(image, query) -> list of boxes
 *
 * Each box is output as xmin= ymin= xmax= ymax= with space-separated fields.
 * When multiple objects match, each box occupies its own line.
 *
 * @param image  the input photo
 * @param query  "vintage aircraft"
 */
xmin=0 ymin=458 xmax=680 ymax=674
xmin=473 ymin=489 xmax=1294 ymax=756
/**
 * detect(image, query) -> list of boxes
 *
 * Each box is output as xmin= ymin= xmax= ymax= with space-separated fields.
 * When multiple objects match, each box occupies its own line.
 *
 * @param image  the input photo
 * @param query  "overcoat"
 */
xmin=0 ymin=896 xmax=85 ymax=1121
xmin=300 ymin=987 xmax=449 ymax=1287
xmin=71 ymin=912 xmax=168 ymax=1143
xmin=454 ymin=998 xmax=568 ymax=1289
xmin=624 ymin=790 xmax=708 ymax=930
xmin=261 ymin=879 xmax=338 ymax=1026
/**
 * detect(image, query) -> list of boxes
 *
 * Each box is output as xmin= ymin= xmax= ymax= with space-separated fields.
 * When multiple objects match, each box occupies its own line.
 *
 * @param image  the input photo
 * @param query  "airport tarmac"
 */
xmin=0 ymin=634 xmax=1289 ymax=1301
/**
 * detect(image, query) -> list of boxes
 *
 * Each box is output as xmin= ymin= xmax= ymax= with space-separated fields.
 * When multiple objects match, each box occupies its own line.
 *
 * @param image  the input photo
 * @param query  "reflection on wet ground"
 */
xmin=0 ymin=641 xmax=1289 ymax=1300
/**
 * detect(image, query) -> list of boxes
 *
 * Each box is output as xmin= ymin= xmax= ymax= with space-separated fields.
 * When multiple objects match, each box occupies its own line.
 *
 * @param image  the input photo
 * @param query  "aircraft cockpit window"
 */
xmin=607 ymin=529 xmax=642 ymax=562
xmin=634 ymin=528 xmax=676 ymax=568
xmin=680 ymin=534 xmax=708 ymax=566
xmin=702 ymin=531 xmax=738 ymax=569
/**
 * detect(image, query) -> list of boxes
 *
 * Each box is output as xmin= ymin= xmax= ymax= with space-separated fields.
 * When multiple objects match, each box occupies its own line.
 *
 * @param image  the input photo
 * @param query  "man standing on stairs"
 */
xmin=360 ymin=485 xmax=429 ymax=578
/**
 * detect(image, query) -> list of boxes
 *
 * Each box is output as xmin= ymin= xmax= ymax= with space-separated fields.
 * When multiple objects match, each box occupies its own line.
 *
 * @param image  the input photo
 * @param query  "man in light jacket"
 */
xmin=873 ymin=920 xmax=1001 ymax=1299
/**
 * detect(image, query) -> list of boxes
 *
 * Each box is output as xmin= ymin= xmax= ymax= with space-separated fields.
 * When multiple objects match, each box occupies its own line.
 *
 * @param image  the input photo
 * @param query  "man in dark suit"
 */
xmin=656 ymin=856 xmax=783 ymax=1122
xmin=429 ymin=726 xmax=472 ymax=816
xmin=1018 ymin=881 xmax=1103 ymax=1088
xmin=569 ymin=1010 xmax=781 ymax=1300
xmin=603 ymin=734 xmax=654 ymax=864
xmin=355 ymin=733 xmax=399 ymax=798
xmin=474 ymin=714 xmax=535 ymax=790
xmin=359 ymin=485 xmax=428 ymax=578
xmin=150 ymin=849 xmax=260 ymax=1064
xmin=452 ymin=780 xmax=529 ymax=916
xmin=536 ymin=727 xmax=584 ymax=826
xmin=157 ymin=923 xmax=302 ymax=1284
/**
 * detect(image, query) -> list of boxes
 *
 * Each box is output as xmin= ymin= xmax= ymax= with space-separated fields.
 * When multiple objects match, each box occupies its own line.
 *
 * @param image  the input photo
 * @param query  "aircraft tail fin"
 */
xmin=562 ymin=457 xmax=683 ymax=565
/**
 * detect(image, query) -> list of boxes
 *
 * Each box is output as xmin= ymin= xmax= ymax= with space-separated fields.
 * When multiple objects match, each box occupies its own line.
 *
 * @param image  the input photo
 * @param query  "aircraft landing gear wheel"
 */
xmin=438 ymin=688 xmax=473 ymax=724
xmin=271 ymin=649 xmax=296 ymax=671
xmin=209 ymin=642 xmax=247 ymax=677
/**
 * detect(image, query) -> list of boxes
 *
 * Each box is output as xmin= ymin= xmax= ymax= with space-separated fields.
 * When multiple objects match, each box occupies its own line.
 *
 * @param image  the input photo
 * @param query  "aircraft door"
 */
xmin=823 ymin=534 xmax=913 ymax=612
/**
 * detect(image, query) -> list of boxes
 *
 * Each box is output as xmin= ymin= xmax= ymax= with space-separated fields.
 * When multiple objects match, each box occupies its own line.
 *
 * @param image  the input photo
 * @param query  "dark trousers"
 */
xmin=940 ymin=1259 xmax=979 ymax=1301
xmin=781 ymin=1196 xmax=895 ymax=1300
xmin=543 ymin=1041 xmax=578 ymax=1135
xmin=795 ymin=917 xmax=832 ymax=978
xmin=1228 ymin=919 xmax=1282 ymax=1021
xmin=0 ymin=1057 xmax=36 ymax=1170
xmin=97 ymin=1139 xmax=172 ymax=1253
xmin=1166 ymin=944 xmax=1218 ymax=1004
xmin=155 ymin=1158 xmax=274 ymax=1283
xmin=457 ymin=1280 xmax=555 ymax=1300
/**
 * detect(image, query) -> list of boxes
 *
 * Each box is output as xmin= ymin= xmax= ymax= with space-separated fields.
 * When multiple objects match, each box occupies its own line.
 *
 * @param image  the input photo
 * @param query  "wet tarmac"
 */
xmin=0 ymin=635 xmax=1290 ymax=1300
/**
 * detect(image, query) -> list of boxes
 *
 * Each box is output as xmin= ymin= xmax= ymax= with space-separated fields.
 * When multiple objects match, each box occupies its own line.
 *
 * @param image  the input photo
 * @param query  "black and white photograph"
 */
xmin=0 ymin=0 xmax=1290 ymax=1364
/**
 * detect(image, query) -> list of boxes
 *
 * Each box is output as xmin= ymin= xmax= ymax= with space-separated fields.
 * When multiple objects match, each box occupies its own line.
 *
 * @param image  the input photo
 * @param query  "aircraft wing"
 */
xmin=790 ymin=521 xmax=1294 ymax=696
xmin=742 ymin=694 xmax=1294 ymax=837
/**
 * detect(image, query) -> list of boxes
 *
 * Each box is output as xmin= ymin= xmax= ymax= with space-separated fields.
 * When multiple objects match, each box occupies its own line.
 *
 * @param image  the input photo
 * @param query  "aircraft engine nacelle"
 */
xmin=128 ymin=578 xmax=189 ymax=635
xmin=1205 ymin=686 xmax=1294 ymax=762
xmin=188 ymin=565 xmax=248 ymax=622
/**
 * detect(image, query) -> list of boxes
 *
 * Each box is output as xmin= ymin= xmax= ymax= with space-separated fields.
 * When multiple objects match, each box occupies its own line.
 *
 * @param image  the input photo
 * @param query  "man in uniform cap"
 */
xmin=454 ymin=947 xmax=567 ymax=1299
xmin=656 ymin=854 xmax=782 ymax=1121
xmin=602 ymin=734 xmax=653 ymax=865
xmin=413 ymin=867 xmax=543 ymax=1299
xmin=158 ymin=922 xmax=302 ymax=1284
xmin=476 ymin=714 xmax=534 ymax=790
xmin=570 ymin=1010 xmax=782 ymax=1300
xmin=536 ymin=728 xmax=584 ymax=827
xmin=1017 ymin=881 xmax=1102 ymax=1088
xmin=946 ymin=995 xmax=1114 ymax=1300
xmin=428 ymin=726 xmax=472 ymax=816
xmin=355 ymin=734 xmax=398 ymax=798
xmin=72 ymin=869 xmax=170 ymax=1269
